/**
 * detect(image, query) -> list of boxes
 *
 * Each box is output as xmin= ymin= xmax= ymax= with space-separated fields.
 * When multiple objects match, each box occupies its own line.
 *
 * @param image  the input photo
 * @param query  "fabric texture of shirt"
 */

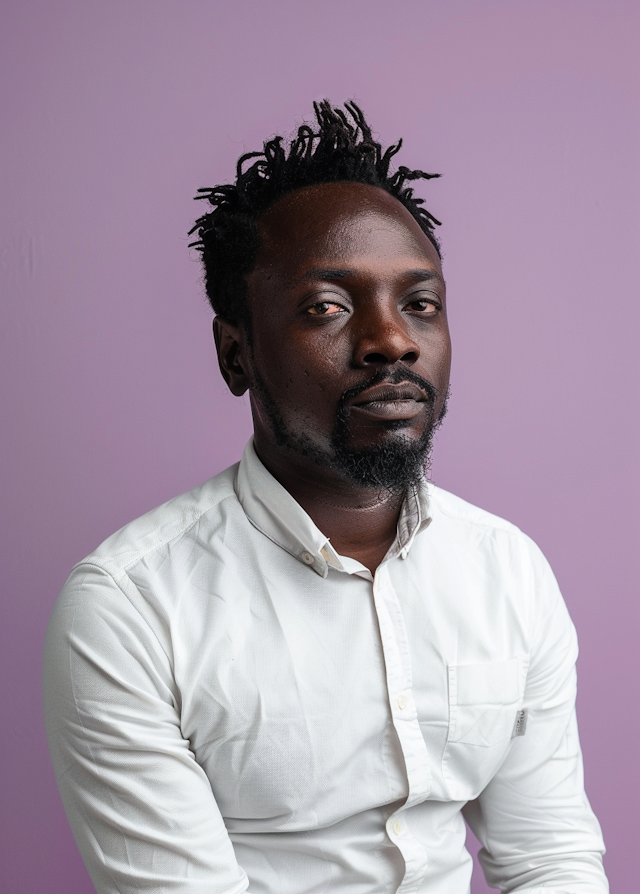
xmin=43 ymin=439 xmax=608 ymax=894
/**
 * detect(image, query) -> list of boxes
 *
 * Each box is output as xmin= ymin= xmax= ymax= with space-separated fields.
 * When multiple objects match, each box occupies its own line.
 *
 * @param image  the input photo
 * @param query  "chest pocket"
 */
xmin=443 ymin=657 xmax=523 ymax=800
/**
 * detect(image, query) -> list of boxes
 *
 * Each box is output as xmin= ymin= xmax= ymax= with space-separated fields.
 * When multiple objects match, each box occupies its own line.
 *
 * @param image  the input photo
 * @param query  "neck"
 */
xmin=253 ymin=437 xmax=405 ymax=574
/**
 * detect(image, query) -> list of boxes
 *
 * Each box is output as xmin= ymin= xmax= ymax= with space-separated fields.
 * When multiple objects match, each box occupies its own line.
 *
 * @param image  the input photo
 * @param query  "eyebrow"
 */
xmin=296 ymin=268 xmax=445 ymax=287
xmin=296 ymin=268 xmax=352 ymax=283
xmin=404 ymin=269 xmax=445 ymax=286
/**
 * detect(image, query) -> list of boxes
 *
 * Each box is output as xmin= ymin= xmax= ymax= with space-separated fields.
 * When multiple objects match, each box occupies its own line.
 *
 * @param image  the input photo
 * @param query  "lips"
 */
xmin=352 ymin=382 xmax=428 ymax=404
xmin=349 ymin=381 xmax=429 ymax=421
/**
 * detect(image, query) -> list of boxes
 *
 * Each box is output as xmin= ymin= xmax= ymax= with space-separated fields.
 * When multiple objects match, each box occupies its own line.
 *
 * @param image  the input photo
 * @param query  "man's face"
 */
xmin=226 ymin=182 xmax=451 ymax=491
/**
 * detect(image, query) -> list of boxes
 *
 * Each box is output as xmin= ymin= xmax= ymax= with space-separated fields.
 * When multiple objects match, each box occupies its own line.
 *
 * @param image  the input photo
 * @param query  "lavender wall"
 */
xmin=1 ymin=2 xmax=638 ymax=891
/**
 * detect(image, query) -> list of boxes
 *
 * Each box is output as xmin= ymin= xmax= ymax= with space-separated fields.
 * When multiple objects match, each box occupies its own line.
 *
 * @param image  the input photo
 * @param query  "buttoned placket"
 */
xmin=284 ymin=473 xmax=434 ymax=892
xmin=372 ymin=561 xmax=432 ymax=894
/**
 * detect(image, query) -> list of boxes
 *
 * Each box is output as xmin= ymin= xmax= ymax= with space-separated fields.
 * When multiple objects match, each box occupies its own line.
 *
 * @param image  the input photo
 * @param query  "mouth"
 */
xmin=349 ymin=382 xmax=430 ymax=421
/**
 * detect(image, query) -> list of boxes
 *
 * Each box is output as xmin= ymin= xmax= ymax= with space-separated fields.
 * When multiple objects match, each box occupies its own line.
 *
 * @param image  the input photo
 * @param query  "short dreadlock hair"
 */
xmin=189 ymin=100 xmax=441 ymax=329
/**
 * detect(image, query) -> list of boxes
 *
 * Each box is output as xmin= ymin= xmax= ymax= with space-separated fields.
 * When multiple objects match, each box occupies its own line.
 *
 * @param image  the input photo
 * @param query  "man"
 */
xmin=43 ymin=101 xmax=608 ymax=894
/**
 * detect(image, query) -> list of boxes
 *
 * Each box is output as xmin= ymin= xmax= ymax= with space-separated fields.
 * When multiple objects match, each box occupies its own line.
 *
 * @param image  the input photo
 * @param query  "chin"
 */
xmin=331 ymin=433 xmax=434 ymax=493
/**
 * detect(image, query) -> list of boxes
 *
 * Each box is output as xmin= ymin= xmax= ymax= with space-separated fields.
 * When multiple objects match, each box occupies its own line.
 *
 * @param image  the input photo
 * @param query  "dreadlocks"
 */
xmin=189 ymin=100 xmax=441 ymax=328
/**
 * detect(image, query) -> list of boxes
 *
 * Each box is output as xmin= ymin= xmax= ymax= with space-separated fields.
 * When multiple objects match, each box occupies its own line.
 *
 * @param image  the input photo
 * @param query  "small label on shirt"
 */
xmin=512 ymin=709 xmax=527 ymax=737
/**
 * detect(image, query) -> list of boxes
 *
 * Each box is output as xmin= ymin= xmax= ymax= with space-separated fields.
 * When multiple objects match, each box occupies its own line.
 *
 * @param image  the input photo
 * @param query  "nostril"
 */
xmin=362 ymin=352 xmax=389 ymax=364
xmin=362 ymin=349 xmax=419 ymax=365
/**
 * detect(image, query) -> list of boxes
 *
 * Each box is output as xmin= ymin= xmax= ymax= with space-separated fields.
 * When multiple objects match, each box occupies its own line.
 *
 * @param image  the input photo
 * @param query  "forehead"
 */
xmin=255 ymin=182 xmax=441 ymax=271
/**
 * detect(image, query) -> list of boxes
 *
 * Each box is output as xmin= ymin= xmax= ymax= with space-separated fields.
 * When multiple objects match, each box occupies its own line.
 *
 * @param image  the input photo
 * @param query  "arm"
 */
xmin=43 ymin=563 xmax=249 ymax=894
xmin=463 ymin=550 xmax=608 ymax=893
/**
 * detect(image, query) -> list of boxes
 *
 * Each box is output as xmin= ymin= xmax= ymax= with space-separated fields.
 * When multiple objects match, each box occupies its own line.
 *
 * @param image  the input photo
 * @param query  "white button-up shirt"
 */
xmin=43 ymin=440 xmax=608 ymax=894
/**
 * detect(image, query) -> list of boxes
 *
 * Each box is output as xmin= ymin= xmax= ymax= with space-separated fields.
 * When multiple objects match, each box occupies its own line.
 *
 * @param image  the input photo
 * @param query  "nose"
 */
xmin=352 ymin=303 xmax=420 ymax=368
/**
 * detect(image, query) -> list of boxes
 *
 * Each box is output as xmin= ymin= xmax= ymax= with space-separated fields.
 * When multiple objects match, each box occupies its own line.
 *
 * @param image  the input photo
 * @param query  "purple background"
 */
xmin=1 ymin=2 xmax=638 ymax=891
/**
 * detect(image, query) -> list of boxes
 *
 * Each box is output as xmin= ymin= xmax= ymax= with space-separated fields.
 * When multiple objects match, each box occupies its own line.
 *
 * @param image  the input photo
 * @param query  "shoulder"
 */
xmin=48 ymin=462 xmax=244 ymax=657
xmin=428 ymin=483 xmax=530 ymax=547
xmin=75 ymin=462 xmax=241 ymax=580
xmin=429 ymin=484 xmax=523 ymax=535
xmin=426 ymin=483 xmax=554 ymax=580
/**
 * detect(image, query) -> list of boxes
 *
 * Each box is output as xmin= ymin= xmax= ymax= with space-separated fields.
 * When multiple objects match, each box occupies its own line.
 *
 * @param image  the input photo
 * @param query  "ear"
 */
xmin=213 ymin=317 xmax=251 ymax=396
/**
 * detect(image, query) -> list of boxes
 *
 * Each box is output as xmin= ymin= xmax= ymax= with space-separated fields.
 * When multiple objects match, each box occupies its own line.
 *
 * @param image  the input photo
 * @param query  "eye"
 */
xmin=405 ymin=291 xmax=441 ymax=314
xmin=306 ymin=300 xmax=346 ymax=316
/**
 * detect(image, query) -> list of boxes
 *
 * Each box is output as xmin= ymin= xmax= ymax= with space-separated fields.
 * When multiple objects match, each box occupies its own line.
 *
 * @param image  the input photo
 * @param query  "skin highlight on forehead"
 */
xmin=254 ymin=183 xmax=443 ymax=277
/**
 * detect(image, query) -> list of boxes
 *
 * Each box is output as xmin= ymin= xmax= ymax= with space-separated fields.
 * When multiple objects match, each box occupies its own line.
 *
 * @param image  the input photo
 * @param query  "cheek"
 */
xmin=418 ymin=331 xmax=451 ymax=383
xmin=436 ymin=339 xmax=452 ymax=381
xmin=250 ymin=336 xmax=345 ymax=424
xmin=254 ymin=328 xmax=344 ymax=392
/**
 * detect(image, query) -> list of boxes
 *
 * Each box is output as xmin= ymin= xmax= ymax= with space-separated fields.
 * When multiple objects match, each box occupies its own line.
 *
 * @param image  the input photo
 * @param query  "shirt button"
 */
xmin=397 ymin=693 xmax=408 ymax=710
xmin=301 ymin=551 xmax=315 ymax=565
xmin=392 ymin=820 xmax=403 ymax=836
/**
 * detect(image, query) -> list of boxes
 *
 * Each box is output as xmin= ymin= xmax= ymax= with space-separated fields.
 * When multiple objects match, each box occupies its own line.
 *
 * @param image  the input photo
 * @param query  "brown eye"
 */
xmin=307 ymin=301 xmax=344 ymax=315
xmin=407 ymin=293 xmax=440 ymax=314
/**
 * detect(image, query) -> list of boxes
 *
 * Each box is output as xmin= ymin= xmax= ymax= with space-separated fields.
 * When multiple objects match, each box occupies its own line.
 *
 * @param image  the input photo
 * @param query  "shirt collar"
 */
xmin=235 ymin=438 xmax=432 ymax=577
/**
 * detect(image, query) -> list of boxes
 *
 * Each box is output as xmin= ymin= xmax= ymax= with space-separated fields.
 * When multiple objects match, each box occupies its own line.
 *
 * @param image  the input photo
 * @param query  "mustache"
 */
xmin=337 ymin=368 xmax=440 ymax=410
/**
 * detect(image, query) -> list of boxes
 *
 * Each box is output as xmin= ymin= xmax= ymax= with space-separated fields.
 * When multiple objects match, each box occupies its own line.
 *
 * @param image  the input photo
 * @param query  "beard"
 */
xmin=250 ymin=365 xmax=448 ymax=495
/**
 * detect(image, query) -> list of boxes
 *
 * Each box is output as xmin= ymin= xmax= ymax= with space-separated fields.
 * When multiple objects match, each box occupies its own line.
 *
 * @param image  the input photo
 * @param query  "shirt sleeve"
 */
xmin=462 ymin=541 xmax=608 ymax=893
xmin=42 ymin=562 xmax=251 ymax=894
